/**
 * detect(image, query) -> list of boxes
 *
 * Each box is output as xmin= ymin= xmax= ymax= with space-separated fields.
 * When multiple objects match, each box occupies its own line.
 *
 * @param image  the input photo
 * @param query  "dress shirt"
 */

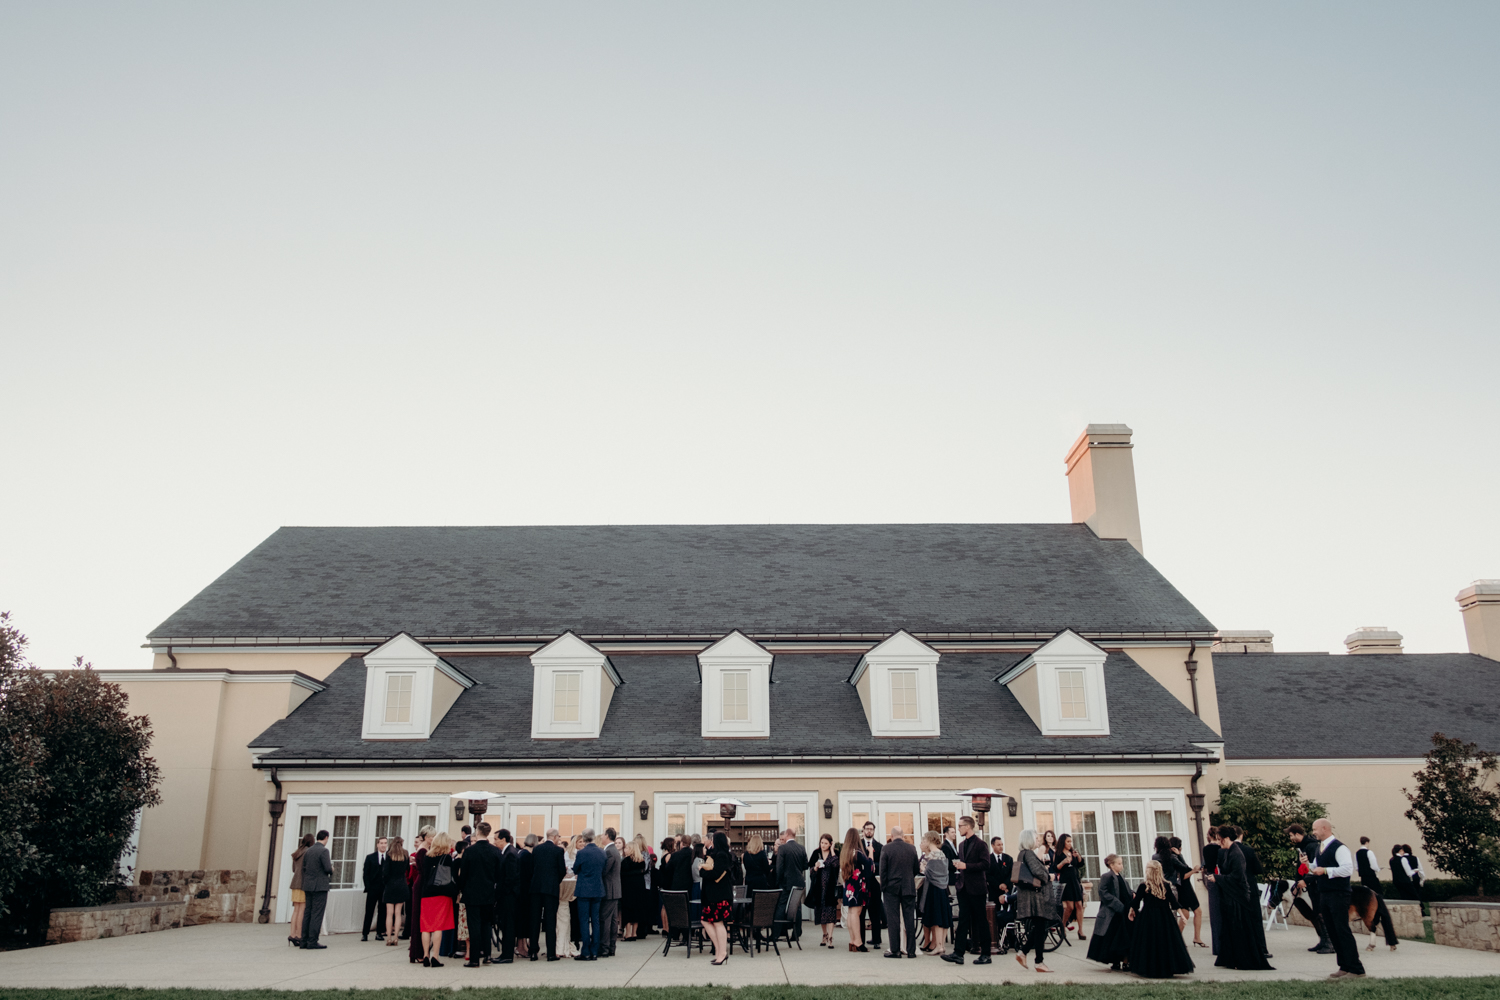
xmin=1317 ymin=838 xmax=1355 ymax=879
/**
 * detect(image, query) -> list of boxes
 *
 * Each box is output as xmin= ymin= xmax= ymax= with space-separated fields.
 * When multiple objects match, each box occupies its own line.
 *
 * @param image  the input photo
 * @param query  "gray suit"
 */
xmin=600 ymin=843 xmax=622 ymax=956
xmin=300 ymin=841 xmax=334 ymax=946
xmin=878 ymin=838 xmax=920 ymax=956
xmin=1092 ymin=869 xmax=1131 ymax=938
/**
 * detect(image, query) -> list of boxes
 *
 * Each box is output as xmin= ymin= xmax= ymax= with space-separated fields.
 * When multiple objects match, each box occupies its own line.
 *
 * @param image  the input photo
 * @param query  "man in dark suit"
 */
xmin=987 ymin=836 xmax=1014 ymax=951
xmin=941 ymin=826 xmax=959 ymax=863
xmin=530 ymin=829 xmax=567 ymax=961
xmin=361 ymin=836 xmax=389 ymax=941
xmin=878 ymin=827 xmax=920 ymax=958
xmin=943 ymin=816 xmax=991 ymax=964
xmin=493 ymin=828 xmax=521 ymax=963
xmin=300 ymin=830 xmax=333 ymax=950
xmin=458 ymin=821 xmax=502 ymax=967
xmin=860 ymin=822 xmax=885 ymax=949
xmin=600 ymin=828 xmax=622 ymax=958
xmin=774 ymin=829 xmax=808 ymax=933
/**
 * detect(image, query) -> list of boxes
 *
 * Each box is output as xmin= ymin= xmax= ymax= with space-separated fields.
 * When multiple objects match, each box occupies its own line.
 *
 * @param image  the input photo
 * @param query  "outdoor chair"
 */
xmin=1261 ymin=881 xmax=1289 ymax=932
xmin=750 ymin=889 xmax=781 ymax=954
xmin=660 ymin=889 xmax=704 ymax=958
xmin=771 ymin=886 xmax=804 ymax=952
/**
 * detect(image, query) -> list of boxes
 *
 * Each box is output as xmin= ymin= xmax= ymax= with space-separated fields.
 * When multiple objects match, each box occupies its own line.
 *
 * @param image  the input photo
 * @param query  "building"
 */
xmin=98 ymin=426 xmax=1498 ymax=927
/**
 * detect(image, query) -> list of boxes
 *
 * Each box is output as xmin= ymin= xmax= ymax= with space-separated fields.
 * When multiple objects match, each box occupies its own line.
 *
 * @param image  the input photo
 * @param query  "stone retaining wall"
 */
xmin=47 ymin=899 xmax=187 ymax=944
xmin=116 ymin=869 xmax=257 ymax=925
xmin=1432 ymin=901 xmax=1500 ymax=952
xmin=1283 ymin=895 xmax=1423 ymax=939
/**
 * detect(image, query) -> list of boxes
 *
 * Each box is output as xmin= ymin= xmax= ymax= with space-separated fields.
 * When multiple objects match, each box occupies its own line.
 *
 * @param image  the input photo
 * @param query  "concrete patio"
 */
xmin=3 ymin=919 xmax=1499 ymax=989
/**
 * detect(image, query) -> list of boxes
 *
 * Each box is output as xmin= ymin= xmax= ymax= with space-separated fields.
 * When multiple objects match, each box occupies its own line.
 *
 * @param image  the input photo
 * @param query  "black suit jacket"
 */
xmin=1238 ymin=841 xmax=1263 ymax=882
xmin=941 ymin=839 xmax=959 ymax=863
xmin=363 ymin=851 xmax=385 ymax=893
xmin=669 ymin=847 xmax=695 ymax=892
xmin=496 ymin=844 xmax=522 ymax=899
xmin=459 ymin=839 xmax=503 ymax=901
xmin=987 ymin=852 xmax=1014 ymax=903
xmin=957 ymin=834 xmax=988 ymax=897
xmin=530 ymin=840 xmax=567 ymax=896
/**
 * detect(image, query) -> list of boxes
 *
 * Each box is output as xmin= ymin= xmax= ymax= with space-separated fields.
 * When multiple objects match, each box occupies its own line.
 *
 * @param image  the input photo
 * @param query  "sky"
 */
xmin=2 ymin=2 xmax=1497 ymax=670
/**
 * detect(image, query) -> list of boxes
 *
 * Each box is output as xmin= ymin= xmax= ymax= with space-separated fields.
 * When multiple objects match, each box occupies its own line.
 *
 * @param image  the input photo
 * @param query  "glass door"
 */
xmin=1107 ymin=803 xmax=1145 ymax=880
xmin=1063 ymin=805 xmax=1103 ymax=879
xmin=878 ymin=803 xmax=917 ymax=844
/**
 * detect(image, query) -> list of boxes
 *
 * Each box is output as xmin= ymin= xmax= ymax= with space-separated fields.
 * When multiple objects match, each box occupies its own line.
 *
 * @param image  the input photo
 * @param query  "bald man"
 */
xmin=1308 ymin=819 xmax=1365 ymax=979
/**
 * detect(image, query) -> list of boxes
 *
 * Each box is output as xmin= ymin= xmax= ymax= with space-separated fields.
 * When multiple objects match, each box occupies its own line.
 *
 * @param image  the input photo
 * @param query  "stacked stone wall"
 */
xmin=47 ymin=900 xmax=187 ymax=944
xmin=1432 ymin=902 xmax=1500 ymax=952
xmin=117 ymin=869 xmax=258 ymax=925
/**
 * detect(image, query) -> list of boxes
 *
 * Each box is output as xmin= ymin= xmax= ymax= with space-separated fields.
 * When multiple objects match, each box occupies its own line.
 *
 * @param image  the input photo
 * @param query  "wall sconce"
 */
xmin=639 ymin=800 xmax=650 ymax=821
xmin=1007 ymin=796 xmax=1018 ymax=818
xmin=454 ymin=801 xmax=465 ymax=821
xmin=823 ymin=799 xmax=833 ymax=820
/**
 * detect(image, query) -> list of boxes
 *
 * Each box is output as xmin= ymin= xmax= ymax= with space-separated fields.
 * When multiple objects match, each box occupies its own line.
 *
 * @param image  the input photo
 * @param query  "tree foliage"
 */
xmin=1213 ymin=777 xmax=1327 ymax=879
xmin=1405 ymin=732 xmax=1500 ymax=894
xmin=0 ymin=613 xmax=162 ymax=944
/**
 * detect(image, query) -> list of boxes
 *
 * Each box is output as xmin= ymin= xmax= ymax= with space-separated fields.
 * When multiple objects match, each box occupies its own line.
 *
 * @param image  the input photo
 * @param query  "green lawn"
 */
xmin=5 ymin=983 xmax=1500 ymax=1000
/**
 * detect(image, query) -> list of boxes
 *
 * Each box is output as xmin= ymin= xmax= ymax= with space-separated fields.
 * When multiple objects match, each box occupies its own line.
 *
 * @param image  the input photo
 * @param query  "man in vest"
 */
xmin=1308 ymin=818 xmax=1365 ymax=979
xmin=1356 ymin=837 xmax=1383 ymax=893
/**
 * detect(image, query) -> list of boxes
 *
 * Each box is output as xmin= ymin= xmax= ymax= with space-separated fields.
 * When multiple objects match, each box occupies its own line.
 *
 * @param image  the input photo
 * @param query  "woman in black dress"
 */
xmin=839 ymin=827 xmax=873 ymax=953
xmin=699 ymin=832 xmax=735 ymax=966
xmin=1166 ymin=836 xmax=1205 ymax=948
xmin=1209 ymin=826 xmax=1273 ymax=970
xmin=381 ymin=837 xmax=410 ymax=946
xmin=620 ymin=839 xmax=649 ymax=941
xmin=1126 ymin=860 xmax=1194 ymax=978
xmin=1087 ymin=853 xmax=1133 ymax=970
xmin=743 ymin=835 xmax=773 ymax=891
xmin=1201 ymin=826 xmax=1221 ymax=955
xmin=1053 ymin=833 xmax=1087 ymax=941
xmin=806 ymin=833 xmax=839 ymax=947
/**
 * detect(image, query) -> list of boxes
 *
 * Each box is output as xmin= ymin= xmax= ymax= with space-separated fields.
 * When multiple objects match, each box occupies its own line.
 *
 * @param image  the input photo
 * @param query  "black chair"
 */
xmin=660 ymin=889 xmax=703 ymax=958
xmin=750 ymin=889 xmax=781 ymax=954
xmin=771 ymin=885 xmax=804 ymax=952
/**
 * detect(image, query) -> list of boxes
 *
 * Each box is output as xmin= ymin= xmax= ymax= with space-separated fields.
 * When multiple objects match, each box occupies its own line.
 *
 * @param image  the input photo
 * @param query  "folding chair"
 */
xmin=1262 ymin=882 xmax=1289 ymax=932
xmin=660 ymin=890 xmax=703 ymax=958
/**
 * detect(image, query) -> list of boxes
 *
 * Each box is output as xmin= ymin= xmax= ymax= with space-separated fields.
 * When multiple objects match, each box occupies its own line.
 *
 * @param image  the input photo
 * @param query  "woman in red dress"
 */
xmin=418 ymin=831 xmax=459 ymax=967
xmin=407 ymin=830 xmax=429 ymax=963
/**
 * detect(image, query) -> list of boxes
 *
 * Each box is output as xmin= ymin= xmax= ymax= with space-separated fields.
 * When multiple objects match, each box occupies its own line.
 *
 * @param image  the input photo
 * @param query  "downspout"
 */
xmin=1188 ymin=762 xmax=1206 ymax=858
xmin=259 ymin=768 xmax=285 ymax=924
xmin=1184 ymin=639 xmax=1200 ymax=717
xmin=166 ymin=645 xmax=178 ymax=670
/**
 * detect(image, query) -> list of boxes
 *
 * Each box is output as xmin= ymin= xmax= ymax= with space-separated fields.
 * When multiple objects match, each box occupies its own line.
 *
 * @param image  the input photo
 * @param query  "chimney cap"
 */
xmin=1457 ymin=580 xmax=1500 ymax=605
xmin=1344 ymin=626 xmax=1403 ymax=654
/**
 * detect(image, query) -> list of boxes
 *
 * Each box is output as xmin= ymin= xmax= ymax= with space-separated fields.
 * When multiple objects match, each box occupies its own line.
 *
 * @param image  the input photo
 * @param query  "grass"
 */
xmin=5 ymin=984 xmax=1500 ymax=1000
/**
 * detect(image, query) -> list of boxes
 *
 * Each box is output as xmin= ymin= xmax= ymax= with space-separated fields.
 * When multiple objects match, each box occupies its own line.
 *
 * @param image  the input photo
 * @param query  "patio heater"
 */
xmin=703 ymin=797 xmax=750 ymax=841
xmin=960 ymin=787 xmax=1003 ymax=834
xmin=451 ymin=790 xmax=502 ymax=832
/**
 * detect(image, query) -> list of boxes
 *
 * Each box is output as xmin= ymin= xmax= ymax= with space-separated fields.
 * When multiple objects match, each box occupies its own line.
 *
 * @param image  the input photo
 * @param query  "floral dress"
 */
xmin=842 ymin=850 xmax=872 ymax=908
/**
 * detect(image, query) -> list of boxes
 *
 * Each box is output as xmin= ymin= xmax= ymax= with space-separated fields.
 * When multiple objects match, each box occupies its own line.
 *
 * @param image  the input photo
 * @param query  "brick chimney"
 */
xmin=1456 ymin=580 xmax=1500 ymax=661
xmin=1345 ymin=627 xmax=1403 ymax=655
xmin=1212 ymin=630 xmax=1274 ymax=654
xmin=1065 ymin=424 xmax=1143 ymax=554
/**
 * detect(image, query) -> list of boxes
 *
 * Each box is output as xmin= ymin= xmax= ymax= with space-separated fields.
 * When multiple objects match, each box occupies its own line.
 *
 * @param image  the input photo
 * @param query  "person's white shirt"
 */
xmin=1317 ymin=837 xmax=1356 ymax=879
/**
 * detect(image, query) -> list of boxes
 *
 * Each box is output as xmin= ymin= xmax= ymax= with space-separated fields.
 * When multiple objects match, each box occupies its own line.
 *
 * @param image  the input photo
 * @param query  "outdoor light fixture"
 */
xmin=454 ymin=802 xmax=465 ymax=821
xmin=960 ymin=787 xmax=1002 ymax=832
xmin=1007 ymin=796 xmax=1018 ymax=818
xmin=824 ymin=798 xmax=833 ymax=820
xmin=451 ymin=790 xmax=501 ymax=826
xmin=640 ymin=800 xmax=650 ymax=821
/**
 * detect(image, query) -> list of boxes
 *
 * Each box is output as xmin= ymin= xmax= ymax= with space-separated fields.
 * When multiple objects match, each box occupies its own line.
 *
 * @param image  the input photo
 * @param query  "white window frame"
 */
xmin=697 ymin=631 xmax=772 ymax=738
xmin=383 ymin=672 xmax=414 ymax=724
xmin=889 ymin=669 xmax=919 ymax=721
xmin=721 ymin=670 xmax=749 ymax=722
xmin=530 ymin=632 xmax=621 ymax=739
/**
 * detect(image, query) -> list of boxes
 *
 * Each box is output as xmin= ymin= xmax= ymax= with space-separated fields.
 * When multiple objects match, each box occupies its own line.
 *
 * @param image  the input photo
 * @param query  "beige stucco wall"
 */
xmin=1224 ymin=759 xmax=1434 ymax=874
xmin=1122 ymin=646 xmax=1221 ymax=735
xmin=151 ymin=649 xmax=353 ymax=680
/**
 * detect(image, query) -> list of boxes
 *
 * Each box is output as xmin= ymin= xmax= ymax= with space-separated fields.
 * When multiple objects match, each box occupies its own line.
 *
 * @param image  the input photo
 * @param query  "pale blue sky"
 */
xmin=3 ymin=2 xmax=1497 ymax=669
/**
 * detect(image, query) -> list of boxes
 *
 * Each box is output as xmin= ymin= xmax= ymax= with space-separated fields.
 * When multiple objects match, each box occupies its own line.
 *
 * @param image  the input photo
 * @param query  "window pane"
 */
xmin=890 ymin=671 xmax=918 ymax=720
xmin=1035 ymin=810 xmax=1054 ymax=836
xmin=603 ymin=814 xmax=621 ymax=838
xmin=1112 ymin=810 xmax=1143 ymax=880
xmin=374 ymin=815 xmax=403 ymax=843
xmin=557 ymin=813 xmax=588 ymax=841
xmin=384 ymin=673 xmax=413 ymax=724
xmin=1154 ymin=810 xmax=1174 ymax=841
xmin=722 ymin=671 xmax=749 ymax=722
xmin=668 ymin=813 xmax=686 ymax=837
xmin=1069 ymin=810 xmax=1101 ymax=879
xmin=885 ymin=812 xmax=915 ymax=844
xmin=787 ymin=812 xmax=805 ymax=846
xmin=553 ymin=672 xmax=581 ymax=723
xmin=514 ymin=814 xmax=545 ymax=843
xmin=1058 ymin=669 xmax=1087 ymax=720
xmin=299 ymin=816 xmax=318 ymax=838
xmin=926 ymin=811 xmax=955 ymax=835
xmin=851 ymin=811 xmax=870 ymax=835
xmin=330 ymin=815 xmax=360 ymax=888
xmin=418 ymin=815 xmax=436 ymax=834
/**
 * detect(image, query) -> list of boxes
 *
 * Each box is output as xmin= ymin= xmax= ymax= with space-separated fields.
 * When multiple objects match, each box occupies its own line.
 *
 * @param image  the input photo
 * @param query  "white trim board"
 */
xmin=98 ymin=670 xmax=326 ymax=692
xmin=1226 ymin=758 xmax=1425 ymax=767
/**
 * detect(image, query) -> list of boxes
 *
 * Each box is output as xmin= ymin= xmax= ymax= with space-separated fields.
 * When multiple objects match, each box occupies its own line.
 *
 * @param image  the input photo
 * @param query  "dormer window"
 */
xmin=848 ymin=631 xmax=941 ymax=737
xmin=698 ymin=632 xmax=771 ymax=738
xmin=530 ymin=633 xmax=622 ymax=740
xmin=361 ymin=633 xmax=474 ymax=741
xmin=994 ymin=628 xmax=1110 ymax=736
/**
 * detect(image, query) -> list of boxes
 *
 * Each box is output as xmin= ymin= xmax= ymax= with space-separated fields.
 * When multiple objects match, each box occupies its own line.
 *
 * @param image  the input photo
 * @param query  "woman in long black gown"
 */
xmin=1126 ymin=860 xmax=1194 ymax=978
xmin=1053 ymin=833 xmax=1087 ymax=941
xmin=1210 ymin=826 xmax=1273 ymax=970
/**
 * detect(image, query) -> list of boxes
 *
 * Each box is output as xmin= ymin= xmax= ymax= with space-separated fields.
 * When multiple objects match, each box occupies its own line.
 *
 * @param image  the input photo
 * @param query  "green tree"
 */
xmin=1405 ymin=732 xmax=1500 ymax=894
xmin=1213 ymin=777 xmax=1327 ymax=879
xmin=0 ymin=613 xmax=163 ymax=944
xmin=0 ymin=613 xmax=45 ymax=927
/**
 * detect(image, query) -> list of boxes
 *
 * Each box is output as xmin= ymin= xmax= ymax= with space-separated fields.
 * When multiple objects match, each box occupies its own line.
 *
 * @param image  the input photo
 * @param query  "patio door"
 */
xmin=506 ymin=804 xmax=625 ymax=844
xmin=878 ymin=803 xmax=917 ymax=844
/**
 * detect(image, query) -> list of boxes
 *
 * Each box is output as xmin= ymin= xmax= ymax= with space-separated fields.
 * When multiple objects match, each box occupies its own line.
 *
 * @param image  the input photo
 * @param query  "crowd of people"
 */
xmin=281 ymin=810 xmax=1409 ymax=980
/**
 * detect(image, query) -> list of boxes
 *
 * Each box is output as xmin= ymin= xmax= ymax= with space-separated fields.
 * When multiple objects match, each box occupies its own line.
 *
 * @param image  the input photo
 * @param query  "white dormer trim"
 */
xmin=361 ymin=632 xmax=474 ymax=741
xmin=697 ymin=631 xmax=772 ymax=738
xmin=995 ymin=629 xmax=1110 ymax=736
xmin=848 ymin=630 xmax=941 ymax=737
xmin=530 ymin=632 xmax=622 ymax=740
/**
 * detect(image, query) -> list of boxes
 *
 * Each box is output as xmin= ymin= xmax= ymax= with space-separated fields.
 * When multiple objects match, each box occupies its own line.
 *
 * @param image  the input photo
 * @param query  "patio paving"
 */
xmin=3 ymin=919 xmax=1500 ymax=989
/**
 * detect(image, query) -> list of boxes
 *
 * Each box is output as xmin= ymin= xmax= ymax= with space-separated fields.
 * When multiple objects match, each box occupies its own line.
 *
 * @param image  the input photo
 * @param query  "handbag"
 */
xmin=432 ymin=857 xmax=455 ymax=889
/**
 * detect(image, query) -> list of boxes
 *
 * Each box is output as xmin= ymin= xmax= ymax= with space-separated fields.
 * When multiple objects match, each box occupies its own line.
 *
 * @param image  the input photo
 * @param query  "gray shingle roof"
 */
xmin=250 ymin=651 xmax=1223 ymax=763
xmin=1216 ymin=652 xmax=1500 ymax=759
xmin=150 ymin=524 xmax=1214 ymax=641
